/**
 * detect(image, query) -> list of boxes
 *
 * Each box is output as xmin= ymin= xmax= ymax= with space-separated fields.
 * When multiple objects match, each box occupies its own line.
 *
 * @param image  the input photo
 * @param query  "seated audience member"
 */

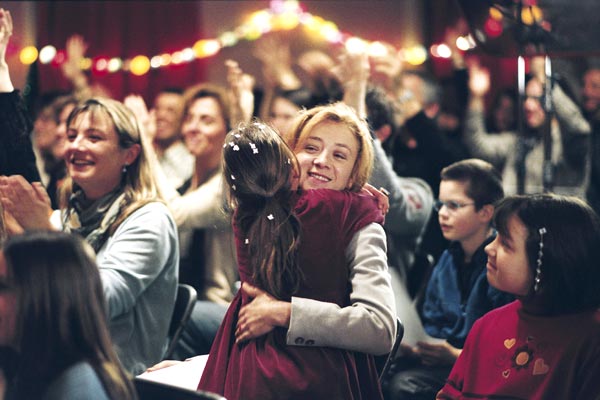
xmin=0 ymin=96 xmax=179 ymax=375
xmin=38 ymin=95 xmax=77 ymax=209
xmin=385 ymin=159 xmax=513 ymax=400
xmin=336 ymin=49 xmax=434 ymax=295
xmin=0 ymin=231 xmax=136 ymax=399
xmin=437 ymin=194 xmax=600 ymax=399
xmin=147 ymin=88 xmax=194 ymax=189
xmin=199 ymin=121 xmax=391 ymax=399
xmin=464 ymin=61 xmax=591 ymax=196
xmin=125 ymin=81 xmax=239 ymax=359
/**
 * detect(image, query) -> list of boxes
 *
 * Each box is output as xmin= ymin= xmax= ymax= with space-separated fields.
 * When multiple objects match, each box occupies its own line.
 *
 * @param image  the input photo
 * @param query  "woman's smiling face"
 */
xmin=294 ymin=121 xmax=359 ymax=191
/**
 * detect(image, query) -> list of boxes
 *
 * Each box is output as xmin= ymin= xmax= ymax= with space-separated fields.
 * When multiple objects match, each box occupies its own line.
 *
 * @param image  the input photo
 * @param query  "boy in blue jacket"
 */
xmin=385 ymin=159 xmax=513 ymax=400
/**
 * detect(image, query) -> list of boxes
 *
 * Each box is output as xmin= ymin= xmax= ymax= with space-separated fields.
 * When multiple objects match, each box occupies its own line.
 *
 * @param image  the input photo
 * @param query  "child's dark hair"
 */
xmin=493 ymin=194 xmax=600 ymax=314
xmin=223 ymin=121 xmax=302 ymax=299
xmin=441 ymin=158 xmax=504 ymax=209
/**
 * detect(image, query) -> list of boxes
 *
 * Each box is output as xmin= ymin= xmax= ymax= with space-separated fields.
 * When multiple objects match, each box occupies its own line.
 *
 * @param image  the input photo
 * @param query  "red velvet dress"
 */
xmin=198 ymin=189 xmax=385 ymax=400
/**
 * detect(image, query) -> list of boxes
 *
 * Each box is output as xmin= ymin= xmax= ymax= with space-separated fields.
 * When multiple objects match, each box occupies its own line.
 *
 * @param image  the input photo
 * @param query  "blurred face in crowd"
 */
xmin=523 ymin=78 xmax=546 ymax=129
xmin=0 ymin=252 xmax=17 ymax=348
xmin=269 ymin=96 xmax=300 ymax=138
xmin=33 ymin=108 xmax=59 ymax=155
xmin=583 ymin=69 xmax=600 ymax=115
xmin=493 ymin=94 xmax=516 ymax=132
xmin=295 ymin=121 xmax=359 ymax=191
xmin=65 ymin=110 xmax=140 ymax=200
xmin=54 ymin=103 xmax=76 ymax=160
xmin=181 ymin=96 xmax=228 ymax=164
xmin=153 ymin=92 xmax=184 ymax=146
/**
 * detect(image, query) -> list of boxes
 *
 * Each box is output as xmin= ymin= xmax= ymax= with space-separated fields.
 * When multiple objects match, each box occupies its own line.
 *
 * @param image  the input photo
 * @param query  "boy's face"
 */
xmin=437 ymin=180 xmax=490 ymax=244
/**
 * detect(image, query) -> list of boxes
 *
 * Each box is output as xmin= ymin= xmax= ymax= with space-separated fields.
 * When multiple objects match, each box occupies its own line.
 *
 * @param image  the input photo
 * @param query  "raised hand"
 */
xmin=369 ymin=41 xmax=403 ymax=93
xmin=0 ymin=8 xmax=14 ymax=92
xmin=253 ymin=34 xmax=300 ymax=90
xmin=468 ymin=62 xmax=491 ymax=98
xmin=124 ymin=94 xmax=156 ymax=142
xmin=62 ymin=34 xmax=88 ymax=80
xmin=226 ymin=59 xmax=255 ymax=124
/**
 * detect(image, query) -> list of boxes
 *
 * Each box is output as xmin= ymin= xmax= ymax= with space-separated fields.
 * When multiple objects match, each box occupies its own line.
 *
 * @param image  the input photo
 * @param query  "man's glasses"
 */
xmin=433 ymin=199 xmax=475 ymax=213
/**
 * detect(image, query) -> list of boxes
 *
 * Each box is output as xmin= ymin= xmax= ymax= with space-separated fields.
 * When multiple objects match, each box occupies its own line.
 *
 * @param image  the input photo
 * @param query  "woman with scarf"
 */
xmin=0 ymin=96 xmax=179 ymax=375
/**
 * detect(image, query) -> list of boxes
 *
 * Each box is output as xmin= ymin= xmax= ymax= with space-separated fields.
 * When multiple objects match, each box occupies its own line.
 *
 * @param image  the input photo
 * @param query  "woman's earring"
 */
xmin=122 ymin=165 xmax=128 ymax=174
xmin=534 ymin=227 xmax=547 ymax=293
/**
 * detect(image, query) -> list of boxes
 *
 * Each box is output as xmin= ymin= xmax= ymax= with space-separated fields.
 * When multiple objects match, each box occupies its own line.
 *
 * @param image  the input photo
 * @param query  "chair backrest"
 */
xmin=165 ymin=283 xmax=198 ymax=359
xmin=134 ymin=378 xmax=226 ymax=400
xmin=378 ymin=317 xmax=404 ymax=383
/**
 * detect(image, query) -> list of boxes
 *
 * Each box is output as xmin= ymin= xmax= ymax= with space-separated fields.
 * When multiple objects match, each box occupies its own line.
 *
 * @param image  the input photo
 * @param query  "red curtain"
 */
xmin=35 ymin=1 xmax=206 ymax=104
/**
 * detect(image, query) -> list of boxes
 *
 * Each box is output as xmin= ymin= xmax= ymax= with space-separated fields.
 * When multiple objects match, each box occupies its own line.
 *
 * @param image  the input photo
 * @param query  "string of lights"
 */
xmin=16 ymin=0 xmax=535 ymax=76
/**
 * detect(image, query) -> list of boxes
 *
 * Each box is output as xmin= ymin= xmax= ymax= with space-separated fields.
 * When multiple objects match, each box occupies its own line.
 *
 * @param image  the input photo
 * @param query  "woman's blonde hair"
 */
xmin=286 ymin=102 xmax=373 ymax=192
xmin=60 ymin=98 xmax=163 ymax=235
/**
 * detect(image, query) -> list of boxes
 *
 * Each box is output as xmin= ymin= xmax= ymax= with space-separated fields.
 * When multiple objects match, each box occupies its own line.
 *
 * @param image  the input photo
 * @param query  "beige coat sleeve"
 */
xmin=286 ymin=223 xmax=397 ymax=355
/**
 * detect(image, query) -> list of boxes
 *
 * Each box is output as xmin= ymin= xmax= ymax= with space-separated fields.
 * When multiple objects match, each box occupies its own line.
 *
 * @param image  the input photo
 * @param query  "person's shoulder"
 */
xmin=128 ymin=201 xmax=173 ymax=220
xmin=43 ymin=361 xmax=110 ymax=400
xmin=120 ymin=201 xmax=177 ymax=233
xmin=301 ymin=189 xmax=381 ymax=218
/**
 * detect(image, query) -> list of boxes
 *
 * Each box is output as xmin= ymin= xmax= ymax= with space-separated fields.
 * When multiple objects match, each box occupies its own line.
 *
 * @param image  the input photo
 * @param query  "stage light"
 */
xmin=484 ymin=17 xmax=503 ymax=38
xmin=404 ymin=45 xmax=427 ymax=66
xmin=249 ymin=10 xmax=271 ymax=31
xmin=92 ymin=57 xmax=109 ymax=75
xmin=436 ymin=43 xmax=452 ymax=58
xmin=150 ymin=56 xmax=162 ymax=69
xmin=219 ymin=32 xmax=238 ymax=47
xmin=181 ymin=48 xmax=195 ymax=62
xmin=107 ymin=58 xmax=122 ymax=73
xmin=521 ymin=5 xmax=543 ymax=26
xmin=19 ymin=46 xmax=38 ymax=65
xmin=489 ymin=7 xmax=503 ymax=21
xmin=171 ymin=51 xmax=183 ymax=65
xmin=320 ymin=21 xmax=341 ymax=43
xmin=80 ymin=57 xmax=92 ymax=70
xmin=456 ymin=36 xmax=470 ymax=51
xmin=160 ymin=53 xmax=172 ymax=66
xmin=345 ymin=37 xmax=367 ymax=54
xmin=272 ymin=12 xmax=299 ymax=30
xmin=51 ymin=50 xmax=66 ymax=66
xmin=368 ymin=41 xmax=388 ymax=58
xmin=193 ymin=39 xmax=221 ymax=59
xmin=130 ymin=55 xmax=150 ymax=76
xmin=39 ymin=45 xmax=57 ymax=64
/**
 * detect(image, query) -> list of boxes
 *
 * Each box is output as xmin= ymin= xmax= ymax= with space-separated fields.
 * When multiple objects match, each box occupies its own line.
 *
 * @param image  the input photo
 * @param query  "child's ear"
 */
xmin=478 ymin=204 xmax=495 ymax=223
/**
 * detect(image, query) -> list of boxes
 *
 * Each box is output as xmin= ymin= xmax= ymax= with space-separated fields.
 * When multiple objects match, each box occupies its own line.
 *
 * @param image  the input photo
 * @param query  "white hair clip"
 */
xmin=244 ymin=238 xmax=249 ymax=244
xmin=231 ymin=174 xmax=236 ymax=180
xmin=233 ymin=145 xmax=240 ymax=151
xmin=267 ymin=214 xmax=274 ymax=221
xmin=534 ymin=227 xmax=547 ymax=293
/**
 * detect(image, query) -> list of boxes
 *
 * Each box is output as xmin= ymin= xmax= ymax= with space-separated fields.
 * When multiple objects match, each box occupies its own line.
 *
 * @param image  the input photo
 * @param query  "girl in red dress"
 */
xmin=198 ymin=121 xmax=385 ymax=399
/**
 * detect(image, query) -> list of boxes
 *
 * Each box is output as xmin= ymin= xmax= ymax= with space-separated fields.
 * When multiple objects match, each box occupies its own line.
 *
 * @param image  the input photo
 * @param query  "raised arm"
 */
xmin=0 ymin=8 xmax=40 ymax=182
xmin=463 ymin=62 xmax=514 ymax=164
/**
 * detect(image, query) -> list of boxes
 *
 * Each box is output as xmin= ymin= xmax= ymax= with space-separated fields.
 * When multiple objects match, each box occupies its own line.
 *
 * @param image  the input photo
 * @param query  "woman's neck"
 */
xmin=191 ymin=160 xmax=219 ymax=189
